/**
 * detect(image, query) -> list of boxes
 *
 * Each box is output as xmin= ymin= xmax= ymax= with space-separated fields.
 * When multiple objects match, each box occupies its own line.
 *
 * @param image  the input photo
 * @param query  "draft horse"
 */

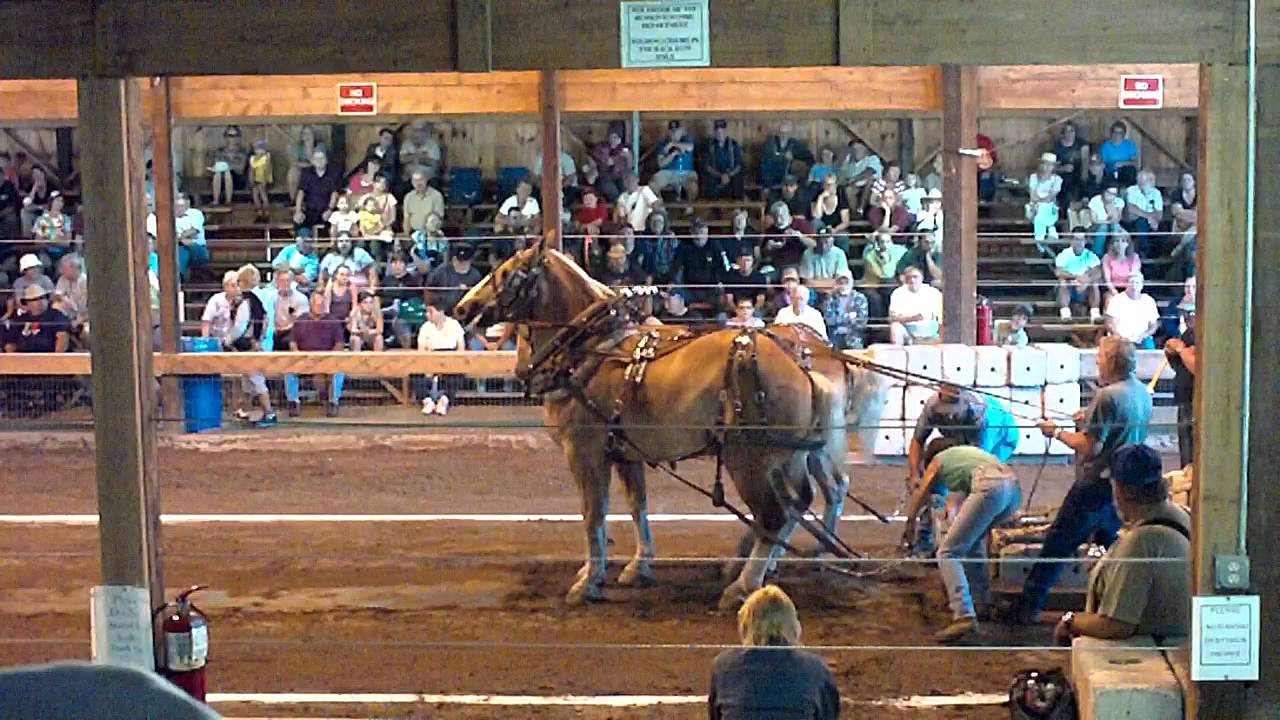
xmin=455 ymin=246 xmax=885 ymax=608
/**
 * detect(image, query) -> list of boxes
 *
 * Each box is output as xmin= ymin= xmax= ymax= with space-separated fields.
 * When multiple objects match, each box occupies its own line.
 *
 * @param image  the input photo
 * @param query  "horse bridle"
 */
xmin=491 ymin=254 xmax=547 ymax=322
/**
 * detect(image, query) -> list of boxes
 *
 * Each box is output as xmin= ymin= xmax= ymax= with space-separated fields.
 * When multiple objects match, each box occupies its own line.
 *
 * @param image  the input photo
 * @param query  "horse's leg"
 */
xmin=808 ymin=450 xmax=848 ymax=537
xmin=616 ymin=460 xmax=657 ymax=587
xmin=720 ymin=512 xmax=799 ymax=610
xmin=565 ymin=439 xmax=611 ymax=605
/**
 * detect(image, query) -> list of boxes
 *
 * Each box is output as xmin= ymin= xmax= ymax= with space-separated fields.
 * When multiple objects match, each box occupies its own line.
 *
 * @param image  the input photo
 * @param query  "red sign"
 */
xmin=337 ymin=82 xmax=378 ymax=115
xmin=1119 ymin=75 xmax=1164 ymax=109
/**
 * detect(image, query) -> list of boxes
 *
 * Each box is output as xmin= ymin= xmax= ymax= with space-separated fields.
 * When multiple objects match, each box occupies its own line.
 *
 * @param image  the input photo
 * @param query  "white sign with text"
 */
xmin=1191 ymin=594 xmax=1260 ymax=681
xmin=620 ymin=0 xmax=710 ymax=68
xmin=90 ymin=585 xmax=155 ymax=671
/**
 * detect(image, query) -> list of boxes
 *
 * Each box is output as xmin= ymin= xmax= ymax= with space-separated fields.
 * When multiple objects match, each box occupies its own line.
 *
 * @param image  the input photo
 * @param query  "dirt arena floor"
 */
xmin=0 ymin=434 xmax=1101 ymax=719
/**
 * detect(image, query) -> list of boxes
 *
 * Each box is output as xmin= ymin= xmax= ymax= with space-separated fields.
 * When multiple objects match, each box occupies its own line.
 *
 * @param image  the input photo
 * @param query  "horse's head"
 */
xmin=454 ymin=246 xmax=548 ymax=328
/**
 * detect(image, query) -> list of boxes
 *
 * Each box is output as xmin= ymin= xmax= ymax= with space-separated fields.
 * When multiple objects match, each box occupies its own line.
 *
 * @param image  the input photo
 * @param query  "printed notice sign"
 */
xmin=1192 ymin=595 xmax=1260 ymax=681
xmin=620 ymin=0 xmax=710 ymax=68
xmin=90 ymin=585 xmax=155 ymax=671
xmin=1119 ymin=75 xmax=1164 ymax=109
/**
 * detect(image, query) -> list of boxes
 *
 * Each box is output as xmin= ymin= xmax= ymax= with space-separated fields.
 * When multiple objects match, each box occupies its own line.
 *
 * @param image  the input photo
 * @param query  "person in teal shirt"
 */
xmin=903 ymin=438 xmax=1022 ymax=644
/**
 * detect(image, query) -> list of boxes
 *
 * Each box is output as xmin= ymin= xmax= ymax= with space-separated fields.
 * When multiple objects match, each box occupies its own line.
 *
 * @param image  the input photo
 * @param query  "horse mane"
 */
xmin=545 ymin=248 xmax=614 ymax=301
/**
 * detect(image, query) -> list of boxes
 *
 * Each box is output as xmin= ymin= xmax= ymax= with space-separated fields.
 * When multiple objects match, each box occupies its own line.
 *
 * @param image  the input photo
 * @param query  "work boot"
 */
xmin=287 ymin=401 xmax=300 ymax=418
xmin=934 ymin=616 xmax=978 ymax=644
xmin=993 ymin=598 xmax=1041 ymax=625
xmin=256 ymin=412 xmax=279 ymax=429
xmin=326 ymin=403 xmax=339 ymax=418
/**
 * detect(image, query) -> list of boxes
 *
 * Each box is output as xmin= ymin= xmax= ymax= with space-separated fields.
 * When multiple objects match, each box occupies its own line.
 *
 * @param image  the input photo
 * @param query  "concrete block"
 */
xmin=872 ymin=420 xmax=907 ymax=456
xmin=868 ymin=343 xmax=907 ymax=387
xmin=1008 ymin=345 xmax=1048 ymax=386
xmin=939 ymin=344 xmax=977 ymax=386
xmin=904 ymin=344 xmax=942 ymax=383
xmin=973 ymin=345 xmax=1009 ymax=387
xmin=881 ymin=386 xmax=905 ymax=422
xmin=1039 ymin=342 xmax=1082 ymax=384
xmin=1071 ymin=635 xmax=1184 ymax=720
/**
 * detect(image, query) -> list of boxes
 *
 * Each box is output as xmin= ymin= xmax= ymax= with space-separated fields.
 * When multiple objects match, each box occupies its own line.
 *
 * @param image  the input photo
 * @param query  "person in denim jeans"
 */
xmin=903 ymin=438 xmax=1022 ymax=643
xmin=999 ymin=336 xmax=1151 ymax=625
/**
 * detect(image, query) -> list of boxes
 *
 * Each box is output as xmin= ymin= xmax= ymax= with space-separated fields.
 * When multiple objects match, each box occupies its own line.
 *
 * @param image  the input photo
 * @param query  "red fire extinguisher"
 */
xmin=156 ymin=585 xmax=210 ymax=702
xmin=976 ymin=295 xmax=994 ymax=346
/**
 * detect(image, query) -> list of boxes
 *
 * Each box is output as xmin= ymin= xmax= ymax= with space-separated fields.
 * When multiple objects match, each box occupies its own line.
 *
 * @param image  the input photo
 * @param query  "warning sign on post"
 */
xmin=337 ymin=82 xmax=378 ymax=116
xmin=1192 ymin=595 xmax=1260 ymax=681
xmin=1119 ymin=75 xmax=1164 ymax=109
xmin=620 ymin=0 xmax=710 ymax=69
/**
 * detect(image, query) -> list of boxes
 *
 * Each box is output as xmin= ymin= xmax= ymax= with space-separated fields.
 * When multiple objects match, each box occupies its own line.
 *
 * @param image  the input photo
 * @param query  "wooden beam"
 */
xmin=149 ymin=77 xmax=183 ymax=427
xmin=77 ymin=76 xmax=165 ymax=611
xmin=897 ymin=118 xmax=915 ymax=172
xmin=0 ymin=351 xmax=520 ymax=377
xmin=978 ymin=64 xmax=1201 ymax=110
xmin=941 ymin=65 xmax=978 ymax=344
xmin=454 ymin=0 xmax=493 ymax=72
xmin=1124 ymin=114 xmax=1194 ymax=171
xmin=540 ymin=70 xmax=563 ymax=250
xmin=1190 ymin=63 xmax=1250 ymax=718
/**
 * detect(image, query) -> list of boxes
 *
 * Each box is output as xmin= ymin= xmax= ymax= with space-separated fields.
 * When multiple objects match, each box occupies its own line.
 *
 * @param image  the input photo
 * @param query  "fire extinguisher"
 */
xmin=156 ymin=585 xmax=210 ymax=702
xmin=975 ymin=295 xmax=994 ymax=346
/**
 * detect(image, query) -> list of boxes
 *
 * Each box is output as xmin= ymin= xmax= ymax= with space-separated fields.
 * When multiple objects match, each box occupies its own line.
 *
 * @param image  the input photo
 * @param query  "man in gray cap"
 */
xmin=702 ymin=119 xmax=744 ymax=200
xmin=1054 ymin=443 xmax=1190 ymax=645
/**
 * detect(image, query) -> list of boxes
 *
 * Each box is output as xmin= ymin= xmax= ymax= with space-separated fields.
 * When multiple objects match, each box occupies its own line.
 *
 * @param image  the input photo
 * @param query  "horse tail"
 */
xmin=844 ymin=363 xmax=889 ymax=456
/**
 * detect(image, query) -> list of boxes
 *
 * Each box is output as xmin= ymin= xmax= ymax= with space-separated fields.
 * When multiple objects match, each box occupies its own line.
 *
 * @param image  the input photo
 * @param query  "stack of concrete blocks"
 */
xmin=870 ymin=342 xmax=1085 ymax=458
xmin=1071 ymin=636 xmax=1185 ymax=719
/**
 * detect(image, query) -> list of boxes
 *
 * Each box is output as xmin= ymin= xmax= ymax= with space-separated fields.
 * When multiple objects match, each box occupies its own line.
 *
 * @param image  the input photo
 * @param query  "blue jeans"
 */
xmin=1092 ymin=223 xmax=1123 ymax=256
xmin=284 ymin=373 xmax=345 ymax=404
xmin=179 ymin=243 xmax=210 ymax=277
xmin=938 ymin=466 xmax=1022 ymax=619
xmin=1018 ymin=479 xmax=1122 ymax=615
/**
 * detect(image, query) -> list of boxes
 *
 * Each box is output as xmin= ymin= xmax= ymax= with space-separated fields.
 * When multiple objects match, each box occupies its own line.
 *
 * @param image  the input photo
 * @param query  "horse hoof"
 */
xmin=718 ymin=583 xmax=748 ymax=611
xmin=617 ymin=561 xmax=656 ymax=587
xmin=566 ymin=582 xmax=606 ymax=606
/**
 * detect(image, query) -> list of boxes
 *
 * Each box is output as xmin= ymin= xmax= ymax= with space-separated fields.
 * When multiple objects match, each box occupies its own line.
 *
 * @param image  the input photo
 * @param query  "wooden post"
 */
xmin=149 ymin=77 xmax=183 ymax=426
xmin=78 ymin=77 xmax=164 ymax=609
xmin=941 ymin=64 xmax=978 ymax=343
xmin=55 ymin=127 xmax=74 ymax=181
xmin=454 ymin=0 xmax=493 ymax=72
xmin=539 ymin=68 xmax=562 ymax=250
xmin=897 ymin=118 xmax=915 ymax=172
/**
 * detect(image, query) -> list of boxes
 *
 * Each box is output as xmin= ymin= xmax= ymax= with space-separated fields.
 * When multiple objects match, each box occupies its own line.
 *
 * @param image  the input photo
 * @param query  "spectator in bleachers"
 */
xmin=976 ymin=132 xmax=1000 ymax=203
xmin=725 ymin=296 xmax=764 ymax=329
xmin=368 ymin=175 xmax=398 ymax=255
xmin=869 ymin=161 xmax=906 ymax=208
xmin=915 ymin=188 xmax=944 ymax=249
xmin=822 ymin=268 xmax=868 ymax=350
xmin=720 ymin=208 xmax=757 ymax=268
xmin=173 ymin=194 xmax=209 ymax=278
xmin=658 ymin=288 xmax=703 ymax=324
xmin=3 ymin=285 xmax=69 ymax=353
xmin=839 ymin=139 xmax=882 ymax=211
xmin=897 ymin=232 xmax=942 ymax=286
xmin=1169 ymin=172 xmax=1197 ymax=237
xmin=575 ymin=187 xmax=610 ymax=256
xmin=806 ymin=147 xmax=839 ymax=192
xmin=531 ymin=148 xmax=579 ymax=206
xmin=349 ymin=289 xmax=384 ymax=352
xmin=495 ymin=176 xmax=541 ymax=236
xmin=1165 ymin=300 xmax=1196 ymax=467
xmin=1088 ymin=180 xmax=1125 ymax=256
xmin=403 ymin=170 xmax=446 ymax=238
xmin=772 ymin=266 xmax=811 ymax=315
xmin=639 ymin=211 xmax=679 ymax=284
xmin=702 ymin=119 xmax=744 ymax=200
xmin=0 ymin=157 xmax=19 ymax=240
xmin=923 ymin=152 xmax=943 ymax=193
xmin=866 ymin=187 xmax=913 ymax=234
xmin=410 ymin=211 xmax=449 ymax=274
xmin=614 ymin=172 xmax=663 ymax=233
xmin=999 ymin=303 xmax=1032 ymax=347
xmin=322 ymin=264 xmax=357 ymax=328
xmin=200 ymin=270 xmax=241 ymax=343
xmin=810 ymin=174 xmax=853 ymax=255
xmin=722 ymin=246 xmax=766 ymax=311
xmin=249 ymin=140 xmax=273 ymax=221
xmin=862 ymin=231 xmax=907 ymax=320
xmin=347 ymin=154 xmax=384 ymax=199
xmin=0 ymin=151 xmax=17 ymax=188
xmin=1123 ymin=169 xmax=1164 ymax=257
xmin=672 ymin=218 xmax=725 ymax=306
xmin=769 ymin=174 xmax=810 ymax=223
xmin=380 ymin=251 xmax=425 ymax=348
xmin=417 ymin=297 xmax=467 ymax=416
xmin=53 ymin=253 xmax=88 ymax=348
xmin=590 ymin=121 xmax=633 ymax=202
xmin=773 ymin=282 xmax=828 ymax=340
xmin=1082 ymin=151 xmax=1107 ymax=200
xmin=207 ymin=125 xmax=249 ymax=207
xmin=901 ymin=173 xmax=927 ymax=218
xmin=327 ymin=192 xmax=359 ymax=238
xmin=1105 ymin=271 xmax=1159 ymax=349
xmin=232 ymin=264 xmax=277 ymax=427
xmin=760 ymin=120 xmax=812 ymax=192
xmin=1099 ymin=121 xmax=1140 ymax=186
xmin=708 ymin=585 xmax=839 ymax=720
xmin=425 ymin=243 xmax=482 ymax=316
xmin=271 ymin=267 xmax=308 ymax=351
xmin=888 ymin=266 xmax=942 ymax=345
xmin=597 ymin=241 xmax=647 ymax=288
xmin=19 ymin=166 xmax=51 ymax=238
xmin=1054 ymin=229 xmax=1102 ymax=322
xmin=399 ymin=120 xmax=443 ymax=185
xmin=760 ymin=201 xmax=814 ymax=274
xmin=364 ymin=127 xmax=400 ymax=182
xmin=12 ymin=253 xmax=54 ymax=304
xmin=286 ymin=125 xmax=321 ymax=199
xmin=798 ymin=228 xmax=850 ymax=284
xmin=1053 ymin=121 xmax=1087 ymax=201
xmin=1101 ymin=231 xmax=1142 ymax=304
xmin=320 ymin=233 xmax=377 ymax=291
xmin=272 ymin=231 xmax=320 ymax=291
xmin=293 ymin=148 xmax=343 ymax=234
xmin=357 ymin=193 xmax=394 ymax=254
xmin=31 ymin=191 xmax=73 ymax=258
xmin=286 ymin=290 xmax=345 ymax=417
xmin=1026 ymin=153 xmax=1063 ymax=255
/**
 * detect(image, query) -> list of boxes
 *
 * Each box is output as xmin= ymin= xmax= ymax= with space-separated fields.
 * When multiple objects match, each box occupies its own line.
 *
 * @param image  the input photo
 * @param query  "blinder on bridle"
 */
xmin=492 ymin=253 xmax=546 ymax=321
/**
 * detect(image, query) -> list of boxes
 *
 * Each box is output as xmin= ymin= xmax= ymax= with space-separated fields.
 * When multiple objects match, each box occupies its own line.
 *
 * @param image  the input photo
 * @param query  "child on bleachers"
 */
xmin=249 ymin=140 xmax=273 ymax=221
xmin=999 ymin=303 xmax=1032 ymax=347
xmin=327 ymin=192 xmax=359 ymax=238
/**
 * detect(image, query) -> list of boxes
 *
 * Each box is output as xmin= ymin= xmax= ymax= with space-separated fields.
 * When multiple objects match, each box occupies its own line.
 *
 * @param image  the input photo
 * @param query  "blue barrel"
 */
xmin=181 ymin=337 xmax=223 ymax=433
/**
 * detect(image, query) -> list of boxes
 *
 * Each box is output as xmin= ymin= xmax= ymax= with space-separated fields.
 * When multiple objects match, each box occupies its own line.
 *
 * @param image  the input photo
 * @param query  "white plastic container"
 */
xmin=940 ymin=344 xmax=977 ymax=387
xmin=1038 ymin=343 xmax=1082 ymax=384
xmin=1007 ymin=345 xmax=1048 ymax=387
xmin=973 ymin=345 xmax=1010 ymax=387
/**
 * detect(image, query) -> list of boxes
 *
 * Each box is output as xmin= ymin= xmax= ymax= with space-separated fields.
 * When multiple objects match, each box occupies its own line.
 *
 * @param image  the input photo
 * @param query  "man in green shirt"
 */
xmin=903 ymin=438 xmax=1022 ymax=643
xmin=861 ymin=231 xmax=907 ymax=322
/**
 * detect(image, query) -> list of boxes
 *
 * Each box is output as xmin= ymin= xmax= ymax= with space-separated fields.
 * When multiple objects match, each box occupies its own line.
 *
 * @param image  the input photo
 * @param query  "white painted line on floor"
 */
xmin=208 ymin=691 xmax=1004 ymax=708
xmin=0 ymin=513 xmax=903 ymax=526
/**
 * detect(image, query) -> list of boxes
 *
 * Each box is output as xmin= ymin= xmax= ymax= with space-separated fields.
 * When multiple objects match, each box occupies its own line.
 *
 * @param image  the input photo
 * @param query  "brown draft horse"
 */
xmin=455 ymin=247 xmax=885 ymax=608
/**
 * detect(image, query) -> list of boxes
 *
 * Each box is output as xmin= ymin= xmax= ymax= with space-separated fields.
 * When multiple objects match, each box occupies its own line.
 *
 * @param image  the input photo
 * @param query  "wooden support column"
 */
xmin=55 ymin=127 xmax=74 ymax=180
xmin=77 ymin=77 xmax=164 ymax=610
xmin=149 ymin=77 xmax=182 ymax=425
xmin=539 ymin=69 xmax=562 ymax=250
xmin=897 ymin=118 xmax=915 ymax=171
xmin=941 ymin=64 xmax=977 ymax=343
xmin=454 ymin=0 xmax=493 ymax=72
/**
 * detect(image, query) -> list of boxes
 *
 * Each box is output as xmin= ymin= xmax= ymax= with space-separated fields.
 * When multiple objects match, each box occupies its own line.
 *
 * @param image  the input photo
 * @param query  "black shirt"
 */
xmin=708 ymin=647 xmax=839 ymax=720
xmin=3 ymin=308 xmax=70 ymax=352
xmin=425 ymin=263 xmax=484 ymax=315
xmin=769 ymin=188 xmax=811 ymax=220
xmin=1171 ymin=328 xmax=1195 ymax=403
xmin=381 ymin=270 xmax=423 ymax=304
xmin=673 ymin=239 xmax=726 ymax=287
xmin=723 ymin=270 xmax=767 ymax=303
xmin=705 ymin=138 xmax=743 ymax=174
xmin=298 ymin=165 xmax=344 ymax=213
xmin=0 ymin=179 xmax=18 ymax=214
xmin=597 ymin=265 xmax=647 ymax=289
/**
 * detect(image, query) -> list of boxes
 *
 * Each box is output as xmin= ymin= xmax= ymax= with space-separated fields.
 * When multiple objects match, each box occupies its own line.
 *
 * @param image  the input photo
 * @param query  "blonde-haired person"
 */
xmin=226 ymin=263 xmax=279 ymax=428
xmin=708 ymin=586 xmax=840 ymax=719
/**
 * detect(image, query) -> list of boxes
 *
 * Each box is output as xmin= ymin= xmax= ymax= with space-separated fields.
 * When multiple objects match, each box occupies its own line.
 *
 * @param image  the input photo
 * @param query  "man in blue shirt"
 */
xmin=650 ymin=120 xmax=698 ymax=201
xmin=1099 ymin=121 xmax=1139 ymax=186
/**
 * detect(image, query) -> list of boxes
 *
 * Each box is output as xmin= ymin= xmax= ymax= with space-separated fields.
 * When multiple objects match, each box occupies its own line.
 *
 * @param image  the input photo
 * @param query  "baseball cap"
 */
xmin=667 ymin=120 xmax=682 ymax=129
xmin=835 ymin=268 xmax=853 ymax=282
xmin=19 ymin=254 xmax=41 ymax=272
xmin=1040 ymin=152 xmax=1058 ymax=164
xmin=714 ymin=119 xmax=727 ymax=129
xmin=1109 ymin=444 xmax=1164 ymax=487
xmin=452 ymin=244 xmax=476 ymax=261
